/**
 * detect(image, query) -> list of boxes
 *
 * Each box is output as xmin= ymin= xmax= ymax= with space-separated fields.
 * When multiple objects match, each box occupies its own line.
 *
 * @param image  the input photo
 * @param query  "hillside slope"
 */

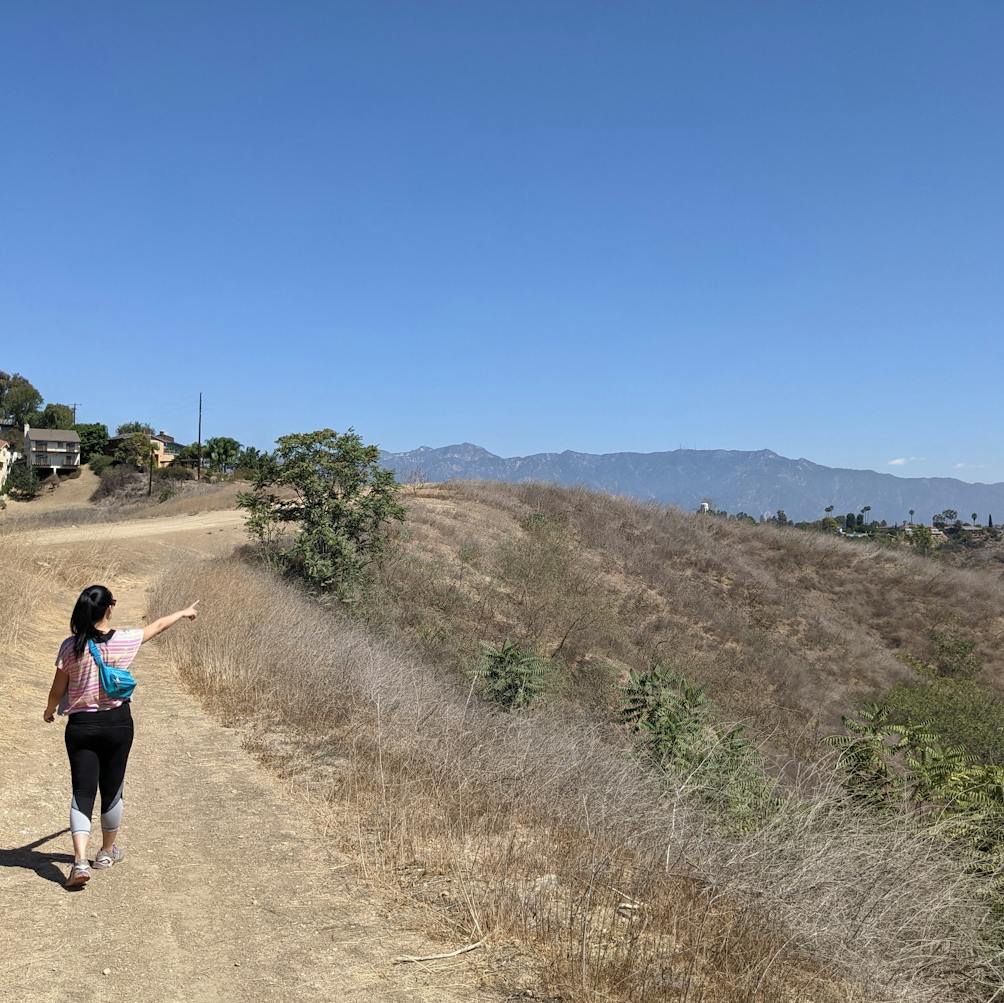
xmin=382 ymin=481 xmax=1004 ymax=750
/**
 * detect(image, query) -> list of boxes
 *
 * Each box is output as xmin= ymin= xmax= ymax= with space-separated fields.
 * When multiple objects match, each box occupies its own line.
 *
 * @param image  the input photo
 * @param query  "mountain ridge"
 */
xmin=380 ymin=443 xmax=1004 ymax=523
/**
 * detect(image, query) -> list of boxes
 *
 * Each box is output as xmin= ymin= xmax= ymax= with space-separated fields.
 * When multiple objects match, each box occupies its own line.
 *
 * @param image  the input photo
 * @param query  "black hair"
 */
xmin=70 ymin=585 xmax=115 ymax=658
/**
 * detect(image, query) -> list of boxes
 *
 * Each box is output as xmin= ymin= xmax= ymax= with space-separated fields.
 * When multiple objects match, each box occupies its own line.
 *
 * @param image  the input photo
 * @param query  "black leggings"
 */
xmin=65 ymin=703 xmax=134 ymax=835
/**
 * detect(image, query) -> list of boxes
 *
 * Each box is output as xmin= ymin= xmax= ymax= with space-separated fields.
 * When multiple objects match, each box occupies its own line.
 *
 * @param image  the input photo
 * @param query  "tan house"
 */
xmin=23 ymin=425 xmax=81 ymax=474
xmin=106 ymin=429 xmax=183 ymax=469
xmin=152 ymin=431 xmax=183 ymax=468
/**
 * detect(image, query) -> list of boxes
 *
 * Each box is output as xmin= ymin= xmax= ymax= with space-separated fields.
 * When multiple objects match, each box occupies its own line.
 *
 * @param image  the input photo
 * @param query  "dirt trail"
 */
xmin=0 ymin=515 xmax=490 ymax=1003
xmin=20 ymin=509 xmax=246 ymax=546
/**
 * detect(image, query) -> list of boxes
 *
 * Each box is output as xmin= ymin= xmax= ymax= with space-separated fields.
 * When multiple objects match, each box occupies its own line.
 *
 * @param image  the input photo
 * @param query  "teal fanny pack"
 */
xmin=88 ymin=638 xmax=137 ymax=701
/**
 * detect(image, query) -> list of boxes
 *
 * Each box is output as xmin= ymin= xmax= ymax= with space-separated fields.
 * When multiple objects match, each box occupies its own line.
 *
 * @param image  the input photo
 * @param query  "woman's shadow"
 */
xmin=0 ymin=830 xmax=74 ymax=888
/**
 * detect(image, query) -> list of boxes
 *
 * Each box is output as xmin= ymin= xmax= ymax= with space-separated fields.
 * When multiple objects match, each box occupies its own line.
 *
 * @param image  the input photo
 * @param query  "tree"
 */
xmin=74 ymin=423 xmax=109 ymax=463
xmin=909 ymin=524 xmax=934 ymax=555
xmin=845 ymin=512 xmax=856 ymax=532
xmin=861 ymin=505 xmax=872 ymax=524
xmin=4 ymin=462 xmax=39 ymax=500
xmin=773 ymin=509 xmax=789 ymax=526
xmin=909 ymin=508 xmax=915 ymax=524
xmin=35 ymin=403 xmax=75 ymax=429
xmin=971 ymin=512 xmax=978 ymax=526
xmin=234 ymin=445 xmax=268 ymax=477
xmin=237 ymin=428 xmax=406 ymax=597
xmin=116 ymin=421 xmax=154 ymax=436
xmin=856 ymin=512 xmax=864 ymax=529
xmin=941 ymin=509 xmax=958 ymax=523
xmin=175 ymin=442 xmax=202 ymax=466
xmin=115 ymin=432 xmax=156 ymax=470
xmin=204 ymin=436 xmax=241 ymax=474
xmin=0 ymin=372 xmax=43 ymax=426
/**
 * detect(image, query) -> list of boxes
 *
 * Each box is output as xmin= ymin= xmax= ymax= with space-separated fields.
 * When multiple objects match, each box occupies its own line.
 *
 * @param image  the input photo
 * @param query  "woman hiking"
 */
xmin=43 ymin=585 xmax=200 ymax=888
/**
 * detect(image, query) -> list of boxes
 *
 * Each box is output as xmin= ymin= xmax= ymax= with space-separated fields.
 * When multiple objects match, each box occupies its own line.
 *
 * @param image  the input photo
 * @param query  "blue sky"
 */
xmin=2 ymin=2 xmax=1002 ymax=481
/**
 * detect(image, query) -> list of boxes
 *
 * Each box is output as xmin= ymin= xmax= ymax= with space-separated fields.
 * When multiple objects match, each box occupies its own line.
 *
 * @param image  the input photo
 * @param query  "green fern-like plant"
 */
xmin=471 ymin=640 xmax=551 ymax=710
xmin=621 ymin=664 xmax=780 ymax=832
xmin=829 ymin=707 xmax=1004 ymax=921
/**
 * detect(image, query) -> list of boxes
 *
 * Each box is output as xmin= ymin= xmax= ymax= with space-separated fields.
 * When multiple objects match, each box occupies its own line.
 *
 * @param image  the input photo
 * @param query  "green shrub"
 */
xmin=90 ymin=467 xmax=142 ymax=502
xmin=621 ymin=664 xmax=780 ymax=830
xmin=155 ymin=464 xmax=193 ymax=481
xmin=88 ymin=454 xmax=116 ymax=477
xmin=470 ymin=640 xmax=552 ymax=710
xmin=880 ymin=678 xmax=1004 ymax=765
xmin=828 ymin=706 xmax=1004 ymax=922
xmin=5 ymin=462 xmax=39 ymax=500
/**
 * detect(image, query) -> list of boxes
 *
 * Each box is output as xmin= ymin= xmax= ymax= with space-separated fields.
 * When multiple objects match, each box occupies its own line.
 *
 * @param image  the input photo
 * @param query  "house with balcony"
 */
xmin=23 ymin=425 xmax=81 ymax=475
xmin=152 ymin=431 xmax=183 ymax=468
xmin=106 ymin=429 xmax=183 ymax=469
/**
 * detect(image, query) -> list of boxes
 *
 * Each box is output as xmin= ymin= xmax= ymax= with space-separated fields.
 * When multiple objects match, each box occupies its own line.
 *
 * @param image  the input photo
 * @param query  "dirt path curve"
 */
xmin=0 ymin=517 xmax=490 ymax=1003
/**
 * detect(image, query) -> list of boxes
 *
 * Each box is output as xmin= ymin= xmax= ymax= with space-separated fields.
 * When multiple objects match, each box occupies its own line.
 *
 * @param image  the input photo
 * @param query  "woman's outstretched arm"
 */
xmin=44 ymin=670 xmax=68 ymax=722
xmin=142 ymin=600 xmax=200 ymax=644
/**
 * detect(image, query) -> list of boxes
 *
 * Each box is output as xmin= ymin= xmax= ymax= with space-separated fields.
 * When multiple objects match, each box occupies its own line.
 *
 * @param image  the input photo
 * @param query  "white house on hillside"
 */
xmin=23 ymin=424 xmax=81 ymax=476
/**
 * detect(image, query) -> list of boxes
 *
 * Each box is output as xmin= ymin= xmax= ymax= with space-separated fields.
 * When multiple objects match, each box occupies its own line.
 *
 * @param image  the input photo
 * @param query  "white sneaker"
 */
xmin=93 ymin=845 xmax=125 ymax=870
xmin=66 ymin=861 xmax=91 ymax=888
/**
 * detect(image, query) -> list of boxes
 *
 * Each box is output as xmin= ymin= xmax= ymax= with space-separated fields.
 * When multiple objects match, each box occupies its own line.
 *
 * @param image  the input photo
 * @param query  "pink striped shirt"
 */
xmin=55 ymin=629 xmax=144 ymax=714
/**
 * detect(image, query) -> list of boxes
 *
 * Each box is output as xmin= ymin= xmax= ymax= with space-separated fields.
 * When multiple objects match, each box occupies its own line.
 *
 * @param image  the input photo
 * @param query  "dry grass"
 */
xmin=0 ymin=540 xmax=122 ymax=652
xmin=152 ymin=557 xmax=1001 ymax=1002
xmin=376 ymin=482 xmax=1004 ymax=756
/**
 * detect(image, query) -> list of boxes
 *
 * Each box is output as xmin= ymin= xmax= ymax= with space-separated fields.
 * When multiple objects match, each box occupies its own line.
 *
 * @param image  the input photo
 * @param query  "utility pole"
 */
xmin=69 ymin=403 xmax=82 ymax=424
xmin=197 ymin=392 xmax=203 ymax=481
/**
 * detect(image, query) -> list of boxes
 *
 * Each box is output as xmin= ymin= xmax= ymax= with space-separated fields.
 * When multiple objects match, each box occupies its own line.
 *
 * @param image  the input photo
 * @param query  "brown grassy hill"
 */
xmin=377 ymin=481 xmax=1004 ymax=753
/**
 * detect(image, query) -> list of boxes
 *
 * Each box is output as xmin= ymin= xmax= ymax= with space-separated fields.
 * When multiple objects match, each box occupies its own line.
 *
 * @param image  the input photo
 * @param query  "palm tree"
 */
xmin=972 ymin=512 xmax=978 ymax=525
xmin=909 ymin=508 xmax=915 ymax=524
xmin=824 ymin=505 xmax=834 ymax=515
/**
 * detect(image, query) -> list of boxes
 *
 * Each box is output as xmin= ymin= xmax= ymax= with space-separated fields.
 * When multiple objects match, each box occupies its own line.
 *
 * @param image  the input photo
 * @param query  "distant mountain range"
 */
xmin=380 ymin=444 xmax=1004 ymax=524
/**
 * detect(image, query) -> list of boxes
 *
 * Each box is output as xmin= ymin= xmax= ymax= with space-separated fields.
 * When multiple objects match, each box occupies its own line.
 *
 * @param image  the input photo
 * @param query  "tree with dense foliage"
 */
xmin=4 ymin=462 xmax=39 ymax=499
xmin=238 ymin=428 xmax=406 ymax=598
xmin=115 ymin=431 xmax=156 ymax=470
xmin=34 ymin=403 xmax=74 ymax=429
xmin=845 ymin=511 xmax=856 ymax=531
xmin=0 ymin=372 xmax=43 ymax=426
xmin=116 ymin=421 xmax=154 ymax=436
xmin=74 ymin=423 xmax=109 ymax=462
xmin=204 ymin=436 xmax=241 ymax=474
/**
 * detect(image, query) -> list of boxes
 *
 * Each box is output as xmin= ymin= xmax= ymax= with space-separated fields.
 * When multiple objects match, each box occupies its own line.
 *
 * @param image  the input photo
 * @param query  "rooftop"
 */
xmin=26 ymin=427 xmax=80 ymax=443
